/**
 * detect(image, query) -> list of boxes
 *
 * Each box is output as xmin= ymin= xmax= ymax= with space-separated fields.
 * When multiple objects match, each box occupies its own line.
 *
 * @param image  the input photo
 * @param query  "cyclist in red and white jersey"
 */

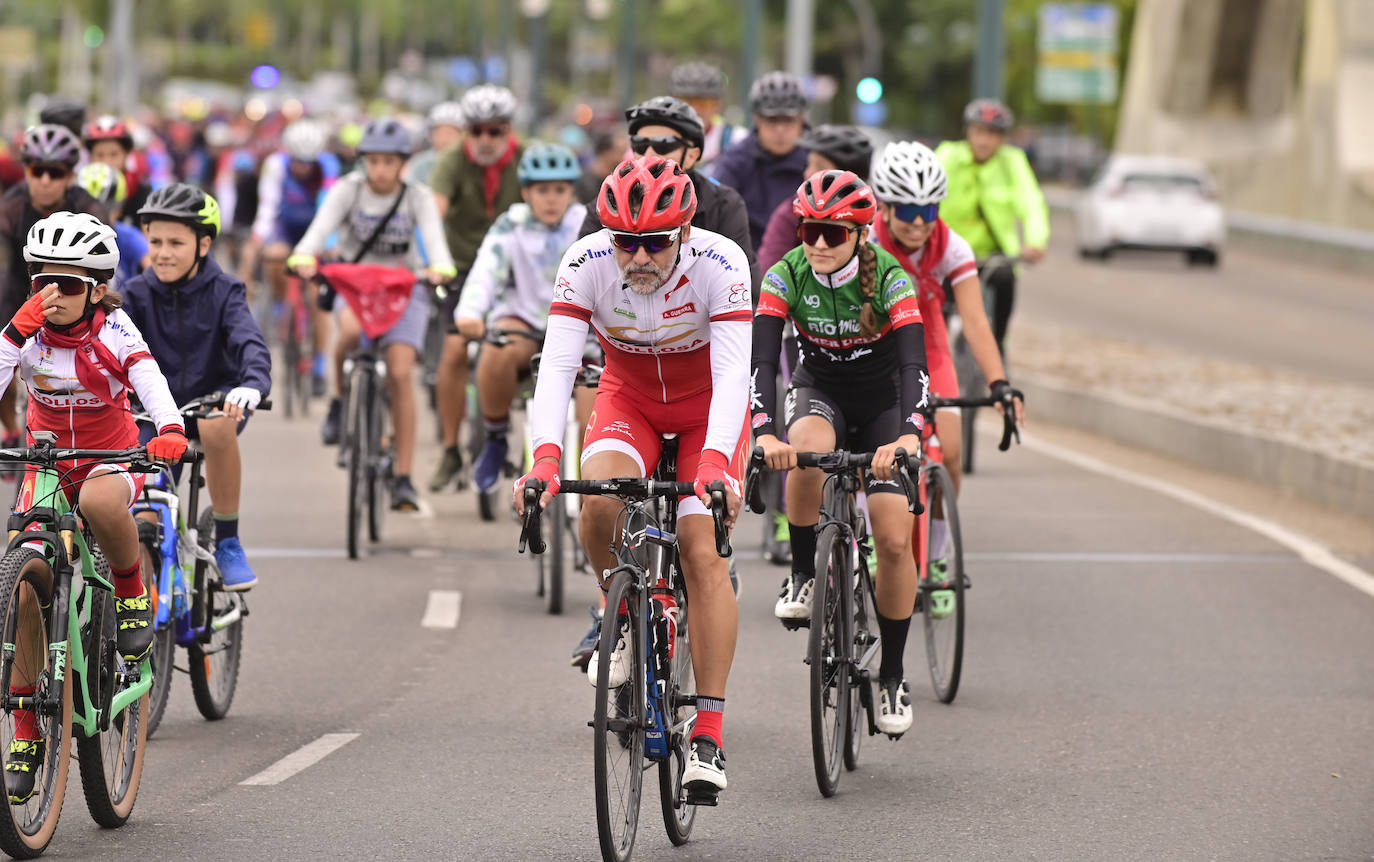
xmin=515 ymin=156 xmax=751 ymax=803
xmin=868 ymin=141 xmax=1026 ymax=586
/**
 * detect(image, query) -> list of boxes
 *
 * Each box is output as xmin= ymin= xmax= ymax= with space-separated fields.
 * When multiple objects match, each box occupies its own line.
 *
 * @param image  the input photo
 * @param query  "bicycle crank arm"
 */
xmin=210 ymin=604 xmax=242 ymax=631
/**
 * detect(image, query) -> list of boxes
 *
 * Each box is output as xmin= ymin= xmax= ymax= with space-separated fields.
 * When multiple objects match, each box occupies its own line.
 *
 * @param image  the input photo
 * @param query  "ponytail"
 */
xmin=857 ymin=241 xmax=879 ymax=337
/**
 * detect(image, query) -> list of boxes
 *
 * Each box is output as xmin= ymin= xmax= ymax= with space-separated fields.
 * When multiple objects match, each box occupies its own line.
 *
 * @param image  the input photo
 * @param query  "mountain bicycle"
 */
xmin=745 ymin=447 xmax=920 ymax=797
xmin=132 ymin=392 xmax=267 ymax=736
xmin=0 ymin=435 xmax=163 ymax=857
xmin=915 ymin=390 xmax=1022 ymax=704
xmin=517 ymin=436 xmax=730 ymax=862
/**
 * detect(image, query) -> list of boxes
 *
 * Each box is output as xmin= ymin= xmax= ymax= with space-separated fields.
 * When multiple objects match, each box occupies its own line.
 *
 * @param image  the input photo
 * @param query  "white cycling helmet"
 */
xmin=282 ymin=119 xmax=328 ymax=161
xmin=459 ymin=85 xmax=518 ymax=125
xmin=427 ymin=101 xmax=466 ymax=131
xmin=870 ymin=141 xmax=948 ymax=206
xmin=23 ymin=211 xmax=120 ymax=273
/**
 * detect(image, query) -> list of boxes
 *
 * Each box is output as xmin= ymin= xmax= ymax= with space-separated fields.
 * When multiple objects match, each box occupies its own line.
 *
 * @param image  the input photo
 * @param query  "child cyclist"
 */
xmin=867 ymin=141 xmax=1025 ymax=603
xmin=0 ymin=212 xmax=187 ymax=800
xmin=288 ymin=119 xmax=457 ymax=511
xmin=454 ymin=142 xmax=591 ymax=493
xmin=76 ymin=161 xmax=149 ymax=286
xmin=750 ymin=171 xmax=929 ymax=737
xmin=122 ymin=184 xmax=272 ymax=591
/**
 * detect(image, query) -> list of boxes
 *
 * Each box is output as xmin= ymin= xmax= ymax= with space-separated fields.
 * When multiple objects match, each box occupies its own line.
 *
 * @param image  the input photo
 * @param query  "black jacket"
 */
xmin=579 ymin=167 xmax=761 ymax=294
xmin=0 ymin=185 xmax=110 ymax=318
xmin=121 ymin=256 xmax=272 ymax=405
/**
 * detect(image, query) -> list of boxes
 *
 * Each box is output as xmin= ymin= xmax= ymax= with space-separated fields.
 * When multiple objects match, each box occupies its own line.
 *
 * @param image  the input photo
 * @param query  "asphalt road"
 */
xmin=36 ymin=399 xmax=1373 ymax=862
xmin=1019 ymin=212 xmax=1374 ymax=387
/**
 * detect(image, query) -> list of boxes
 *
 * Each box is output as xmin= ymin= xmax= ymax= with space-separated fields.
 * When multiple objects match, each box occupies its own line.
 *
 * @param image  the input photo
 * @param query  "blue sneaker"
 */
xmin=214 ymin=537 xmax=258 ymax=592
xmin=473 ymin=436 xmax=509 ymax=493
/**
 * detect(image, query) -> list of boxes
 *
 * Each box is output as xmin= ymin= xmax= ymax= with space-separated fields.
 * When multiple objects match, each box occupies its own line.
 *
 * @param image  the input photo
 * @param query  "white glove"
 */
xmin=225 ymin=387 xmax=262 ymax=412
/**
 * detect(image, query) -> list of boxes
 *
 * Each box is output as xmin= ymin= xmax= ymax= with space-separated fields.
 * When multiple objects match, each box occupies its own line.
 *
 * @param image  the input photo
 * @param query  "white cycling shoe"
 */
xmin=587 ymin=620 xmax=631 ymax=689
xmin=876 ymin=678 xmax=913 ymax=737
xmin=773 ymin=575 xmax=814 ymax=620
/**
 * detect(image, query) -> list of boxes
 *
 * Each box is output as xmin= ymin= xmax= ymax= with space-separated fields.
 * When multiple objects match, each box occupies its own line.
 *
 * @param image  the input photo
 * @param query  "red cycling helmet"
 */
xmin=82 ymin=115 xmax=134 ymax=151
xmin=597 ymin=155 xmax=697 ymax=233
xmin=793 ymin=170 xmax=875 ymax=225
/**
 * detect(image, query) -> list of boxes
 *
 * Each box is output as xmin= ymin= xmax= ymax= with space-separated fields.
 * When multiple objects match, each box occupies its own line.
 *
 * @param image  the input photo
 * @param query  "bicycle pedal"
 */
xmin=781 ymin=618 xmax=809 ymax=632
xmin=684 ymin=788 xmax=720 ymax=807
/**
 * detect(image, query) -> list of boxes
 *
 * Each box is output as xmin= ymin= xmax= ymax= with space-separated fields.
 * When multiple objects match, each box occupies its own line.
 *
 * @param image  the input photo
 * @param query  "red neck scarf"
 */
xmin=464 ymin=136 xmax=519 ymax=218
xmin=40 ymin=310 xmax=131 ymax=408
xmin=872 ymin=215 xmax=950 ymax=286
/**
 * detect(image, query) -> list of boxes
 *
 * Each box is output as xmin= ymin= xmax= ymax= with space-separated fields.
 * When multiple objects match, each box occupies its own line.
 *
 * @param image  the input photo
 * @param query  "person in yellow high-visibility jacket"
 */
xmin=934 ymin=99 xmax=1049 ymax=354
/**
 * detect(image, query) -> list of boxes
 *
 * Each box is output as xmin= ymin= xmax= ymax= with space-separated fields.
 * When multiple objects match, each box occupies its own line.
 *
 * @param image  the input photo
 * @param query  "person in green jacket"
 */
xmin=934 ymin=99 xmax=1049 ymax=354
xmin=428 ymin=85 xmax=525 ymax=493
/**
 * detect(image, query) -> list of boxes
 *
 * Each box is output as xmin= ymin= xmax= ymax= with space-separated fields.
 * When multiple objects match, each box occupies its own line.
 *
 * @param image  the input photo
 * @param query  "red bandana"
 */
xmin=464 ymin=135 xmax=519 ymax=219
xmin=40 ymin=310 xmax=131 ymax=408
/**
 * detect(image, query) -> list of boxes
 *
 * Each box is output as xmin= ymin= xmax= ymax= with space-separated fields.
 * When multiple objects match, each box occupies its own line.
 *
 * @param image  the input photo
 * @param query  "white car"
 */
xmin=1076 ymin=155 xmax=1225 ymax=266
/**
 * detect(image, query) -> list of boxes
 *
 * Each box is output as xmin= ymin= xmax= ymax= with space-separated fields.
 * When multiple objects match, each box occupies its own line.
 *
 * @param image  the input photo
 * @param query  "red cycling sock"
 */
xmin=110 ymin=561 xmax=144 ymax=599
xmin=693 ymin=697 xmax=725 ymax=749
xmin=10 ymin=684 xmax=36 ymax=740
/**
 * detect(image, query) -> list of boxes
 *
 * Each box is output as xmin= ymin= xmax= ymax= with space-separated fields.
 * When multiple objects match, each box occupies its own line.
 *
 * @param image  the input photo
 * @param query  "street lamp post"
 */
xmin=974 ymin=0 xmax=1005 ymax=100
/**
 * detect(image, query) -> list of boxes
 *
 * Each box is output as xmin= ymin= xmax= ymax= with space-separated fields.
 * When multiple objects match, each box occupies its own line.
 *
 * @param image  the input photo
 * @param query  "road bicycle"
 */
xmin=947 ymin=253 xmax=1020 ymax=475
xmin=278 ymin=271 xmax=314 ymax=420
xmin=132 ymin=392 xmax=267 ymax=736
xmin=517 ymin=436 xmax=730 ymax=862
xmin=470 ymin=327 xmax=543 ymax=524
xmin=0 ymin=435 xmax=163 ymax=857
xmin=745 ymin=447 xmax=920 ymax=797
xmin=914 ymin=390 xmax=1022 ymax=704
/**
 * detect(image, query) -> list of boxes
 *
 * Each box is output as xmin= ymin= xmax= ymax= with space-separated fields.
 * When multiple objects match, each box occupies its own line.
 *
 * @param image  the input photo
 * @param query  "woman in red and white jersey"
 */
xmin=869 ymin=141 xmax=1025 ymax=494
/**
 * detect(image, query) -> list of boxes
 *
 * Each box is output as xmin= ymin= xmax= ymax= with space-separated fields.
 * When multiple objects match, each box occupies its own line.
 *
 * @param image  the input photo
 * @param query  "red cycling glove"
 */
xmin=147 ymin=429 xmax=188 ymax=463
xmin=513 ymin=443 xmax=562 ymax=504
xmin=693 ymin=450 xmax=740 ymax=500
xmin=8 ymin=291 xmax=50 ymax=342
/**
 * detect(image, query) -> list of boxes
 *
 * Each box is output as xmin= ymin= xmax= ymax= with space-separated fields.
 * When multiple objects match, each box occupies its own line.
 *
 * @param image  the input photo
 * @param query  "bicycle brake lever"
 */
xmin=744 ymin=446 xmax=766 ymax=514
xmin=709 ymin=485 xmax=732 ymax=559
xmin=519 ymin=484 xmax=546 ymax=555
xmin=894 ymin=448 xmax=925 ymax=517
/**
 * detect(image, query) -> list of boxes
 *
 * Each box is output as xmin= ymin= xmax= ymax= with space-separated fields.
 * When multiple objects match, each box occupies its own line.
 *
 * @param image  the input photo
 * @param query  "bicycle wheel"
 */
xmin=366 ymin=380 xmax=388 ymax=543
xmin=961 ymin=406 xmax=977 ymax=476
xmin=808 ymin=524 xmax=851 ymax=798
xmin=282 ymin=323 xmax=300 ymax=419
xmin=0 ymin=548 xmax=71 ymax=859
xmin=544 ymin=503 xmax=565 ymax=615
xmin=845 ymin=556 xmax=877 ymax=772
xmin=76 ymin=585 xmax=148 ymax=828
xmin=189 ymin=508 xmax=244 ymax=721
xmin=658 ymin=579 xmax=696 ymax=845
xmin=137 ymin=529 xmax=173 ymax=739
xmin=594 ymin=570 xmax=645 ymax=862
xmin=921 ymin=463 xmax=966 ymax=704
xmin=344 ymin=370 xmax=367 ymax=560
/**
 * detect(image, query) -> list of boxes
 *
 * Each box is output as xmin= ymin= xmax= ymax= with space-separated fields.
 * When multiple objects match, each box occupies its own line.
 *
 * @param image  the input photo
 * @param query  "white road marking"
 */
xmin=421 ymin=589 xmax=462 ymax=629
xmin=1023 ymin=435 xmax=1374 ymax=600
xmin=968 ymin=551 xmax=1288 ymax=563
xmin=239 ymin=733 xmax=360 ymax=786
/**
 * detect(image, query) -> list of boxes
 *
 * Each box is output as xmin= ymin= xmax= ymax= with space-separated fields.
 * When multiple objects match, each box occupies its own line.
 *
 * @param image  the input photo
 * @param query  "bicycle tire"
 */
xmin=658 ymin=576 xmax=696 ymax=845
xmin=961 ymin=405 xmax=977 ymax=476
xmin=366 ymin=378 xmax=387 ymax=543
xmin=188 ymin=508 xmax=243 ymax=721
xmin=0 ymin=548 xmax=71 ymax=859
xmin=921 ymin=463 xmax=966 ymax=704
xmin=282 ymin=327 xmax=300 ymax=420
xmin=138 ymin=535 xmax=173 ymax=739
xmin=544 ymin=505 xmax=564 ymax=615
xmin=345 ymin=369 xmax=367 ymax=560
xmin=845 ymin=557 xmax=877 ymax=772
xmin=809 ymin=523 xmax=850 ymax=798
xmin=594 ymin=570 xmax=644 ymax=862
xmin=76 ymin=585 xmax=148 ymax=828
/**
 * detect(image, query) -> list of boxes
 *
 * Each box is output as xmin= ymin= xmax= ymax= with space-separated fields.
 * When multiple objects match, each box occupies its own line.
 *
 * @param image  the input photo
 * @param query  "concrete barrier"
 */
xmin=1019 ymin=375 xmax=1374 ymax=519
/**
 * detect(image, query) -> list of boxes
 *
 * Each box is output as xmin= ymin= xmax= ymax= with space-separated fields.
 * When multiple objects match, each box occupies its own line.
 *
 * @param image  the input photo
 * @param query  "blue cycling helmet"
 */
xmin=518 ymin=142 xmax=581 ymax=185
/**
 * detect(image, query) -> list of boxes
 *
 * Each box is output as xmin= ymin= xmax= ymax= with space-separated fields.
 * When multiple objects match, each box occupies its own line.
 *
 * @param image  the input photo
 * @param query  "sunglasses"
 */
xmin=30 ymin=273 xmax=97 ymax=297
xmin=27 ymin=164 xmax=70 ymax=181
xmin=609 ymin=228 xmax=681 ymax=255
xmin=468 ymin=124 xmax=509 ymax=139
xmin=797 ymin=222 xmax=855 ymax=248
xmin=892 ymin=203 xmax=940 ymax=224
xmin=630 ymin=135 xmax=687 ymax=156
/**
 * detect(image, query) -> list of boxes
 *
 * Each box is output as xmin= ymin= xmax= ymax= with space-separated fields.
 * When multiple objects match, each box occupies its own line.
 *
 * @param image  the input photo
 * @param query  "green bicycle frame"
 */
xmin=5 ymin=465 xmax=152 ymax=738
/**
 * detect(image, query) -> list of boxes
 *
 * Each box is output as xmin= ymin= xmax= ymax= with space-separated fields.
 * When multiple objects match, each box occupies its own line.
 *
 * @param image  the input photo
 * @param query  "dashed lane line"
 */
xmin=239 ymin=733 xmax=360 ymax=786
xmin=421 ymin=589 xmax=462 ymax=628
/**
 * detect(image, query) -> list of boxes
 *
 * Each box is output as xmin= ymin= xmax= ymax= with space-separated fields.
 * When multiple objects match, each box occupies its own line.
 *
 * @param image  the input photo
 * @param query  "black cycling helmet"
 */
xmin=670 ymin=62 xmax=726 ymax=100
xmin=39 ymin=98 xmax=86 ymax=137
xmin=21 ymin=124 xmax=82 ymax=167
xmin=749 ymin=71 xmax=808 ymax=117
xmin=358 ymin=119 xmax=414 ymax=157
xmin=625 ymin=96 xmax=705 ymax=151
xmin=798 ymin=125 xmax=874 ymax=179
xmin=963 ymin=98 xmax=1014 ymax=133
xmin=137 ymin=183 xmax=222 ymax=240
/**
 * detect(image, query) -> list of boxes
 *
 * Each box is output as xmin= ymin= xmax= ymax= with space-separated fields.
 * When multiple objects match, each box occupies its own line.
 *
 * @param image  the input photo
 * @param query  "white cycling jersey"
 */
xmin=455 ymin=201 xmax=587 ymax=329
xmin=529 ymin=226 xmax=753 ymax=461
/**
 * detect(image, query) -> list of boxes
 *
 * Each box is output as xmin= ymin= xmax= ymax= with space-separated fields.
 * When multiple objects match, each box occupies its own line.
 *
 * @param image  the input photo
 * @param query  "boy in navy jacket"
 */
xmin=123 ymin=183 xmax=271 ymax=590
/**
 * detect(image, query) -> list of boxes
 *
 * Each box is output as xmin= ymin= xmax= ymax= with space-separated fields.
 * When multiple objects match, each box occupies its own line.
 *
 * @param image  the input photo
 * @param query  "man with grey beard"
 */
xmin=516 ymin=156 xmax=752 ymax=804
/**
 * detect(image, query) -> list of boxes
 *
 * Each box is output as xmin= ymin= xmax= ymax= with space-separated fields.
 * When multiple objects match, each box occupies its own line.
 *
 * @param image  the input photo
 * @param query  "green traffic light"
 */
xmin=856 ymin=77 xmax=883 ymax=104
